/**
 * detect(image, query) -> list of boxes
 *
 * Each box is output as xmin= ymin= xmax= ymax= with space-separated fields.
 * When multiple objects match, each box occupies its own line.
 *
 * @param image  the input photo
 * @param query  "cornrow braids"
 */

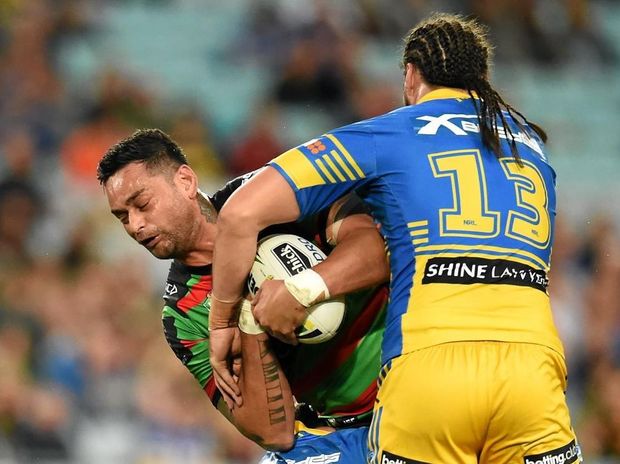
xmin=403 ymin=13 xmax=547 ymax=162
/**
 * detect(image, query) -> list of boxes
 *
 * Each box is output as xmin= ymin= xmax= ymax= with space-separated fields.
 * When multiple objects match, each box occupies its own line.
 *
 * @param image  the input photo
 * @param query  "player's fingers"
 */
xmin=271 ymin=329 xmax=298 ymax=346
xmin=213 ymin=360 xmax=241 ymax=397
xmin=253 ymin=310 xmax=264 ymax=327
xmin=214 ymin=369 xmax=243 ymax=406
xmin=251 ymin=302 xmax=265 ymax=324
xmin=221 ymin=388 xmax=234 ymax=411
xmin=221 ymin=386 xmax=240 ymax=410
xmin=251 ymin=288 xmax=262 ymax=307
xmin=232 ymin=357 xmax=242 ymax=377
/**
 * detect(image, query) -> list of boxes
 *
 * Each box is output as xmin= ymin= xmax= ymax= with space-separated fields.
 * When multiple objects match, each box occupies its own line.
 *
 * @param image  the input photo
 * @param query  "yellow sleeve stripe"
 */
xmin=408 ymin=220 xmax=429 ymax=228
xmin=272 ymin=148 xmax=326 ymax=189
xmin=415 ymin=244 xmax=548 ymax=270
xmin=325 ymin=134 xmax=365 ymax=178
xmin=410 ymin=229 xmax=428 ymax=237
xmin=330 ymin=150 xmax=356 ymax=180
xmin=412 ymin=238 xmax=429 ymax=245
xmin=315 ymin=158 xmax=336 ymax=183
xmin=322 ymin=155 xmax=347 ymax=181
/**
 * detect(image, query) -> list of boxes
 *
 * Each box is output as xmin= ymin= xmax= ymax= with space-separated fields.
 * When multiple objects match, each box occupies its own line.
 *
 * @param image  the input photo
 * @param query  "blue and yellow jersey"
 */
xmin=270 ymin=88 xmax=563 ymax=365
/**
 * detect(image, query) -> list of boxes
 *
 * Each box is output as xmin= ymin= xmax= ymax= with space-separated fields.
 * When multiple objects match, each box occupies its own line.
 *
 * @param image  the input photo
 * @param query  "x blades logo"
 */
xmin=416 ymin=113 xmax=544 ymax=157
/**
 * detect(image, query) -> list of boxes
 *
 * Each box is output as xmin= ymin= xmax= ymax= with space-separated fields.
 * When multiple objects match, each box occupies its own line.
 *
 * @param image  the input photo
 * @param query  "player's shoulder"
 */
xmin=209 ymin=169 xmax=262 ymax=212
xmin=331 ymin=106 xmax=416 ymax=136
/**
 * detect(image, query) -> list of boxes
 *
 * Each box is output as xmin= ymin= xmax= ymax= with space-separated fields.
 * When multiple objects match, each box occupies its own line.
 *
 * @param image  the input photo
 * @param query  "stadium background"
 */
xmin=0 ymin=0 xmax=619 ymax=462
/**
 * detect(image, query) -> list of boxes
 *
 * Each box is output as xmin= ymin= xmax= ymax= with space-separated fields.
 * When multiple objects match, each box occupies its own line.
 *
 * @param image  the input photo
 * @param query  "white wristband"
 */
xmin=283 ymin=269 xmax=330 ymax=308
xmin=238 ymin=299 xmax=265 ymax=335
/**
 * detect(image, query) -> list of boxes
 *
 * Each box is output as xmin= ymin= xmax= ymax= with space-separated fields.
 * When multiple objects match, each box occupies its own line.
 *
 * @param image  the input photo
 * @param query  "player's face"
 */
xmin=104 ymin=162 xmax=199 ymax=260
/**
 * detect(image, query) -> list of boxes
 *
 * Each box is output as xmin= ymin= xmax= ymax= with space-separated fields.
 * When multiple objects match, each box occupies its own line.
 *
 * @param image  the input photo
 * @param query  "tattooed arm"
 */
xmin=216 ymin=331 xmax=295 ymax=451
xmin=162 ymin=286 xmax=293 ymax=450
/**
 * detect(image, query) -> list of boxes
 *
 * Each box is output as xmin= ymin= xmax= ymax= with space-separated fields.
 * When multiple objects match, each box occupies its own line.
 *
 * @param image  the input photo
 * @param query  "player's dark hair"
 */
xmin=97 ymin=128 xmax=188 ymax=185
xmin=402 ymin=13 xmax=547 ymax=161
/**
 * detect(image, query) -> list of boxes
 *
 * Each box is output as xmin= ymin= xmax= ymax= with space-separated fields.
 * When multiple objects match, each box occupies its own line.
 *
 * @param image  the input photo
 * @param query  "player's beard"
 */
xmin=146 ymin=228 xmax=184 ymax=260
xmin=149 ymin=225 xmax=197 ymax=260
xmin=146 ymin=204 xmax=200 ymax=260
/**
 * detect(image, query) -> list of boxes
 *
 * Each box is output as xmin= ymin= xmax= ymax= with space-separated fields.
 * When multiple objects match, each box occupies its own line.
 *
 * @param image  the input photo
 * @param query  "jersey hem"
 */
xmin=382 ymin=337 xmax=565 ymax=367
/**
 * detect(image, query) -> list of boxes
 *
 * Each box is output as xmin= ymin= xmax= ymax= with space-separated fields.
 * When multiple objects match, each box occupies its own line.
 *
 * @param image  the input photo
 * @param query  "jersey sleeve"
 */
xmin=161 ymin=263 xmax=220 ymax=406
xmin=269 ymin=124 xmax=377 ymax=219
xmin=162 ymin=305 xmax=219 ymax=406
xmin=331 ymin=192 xmax=371 ymax=223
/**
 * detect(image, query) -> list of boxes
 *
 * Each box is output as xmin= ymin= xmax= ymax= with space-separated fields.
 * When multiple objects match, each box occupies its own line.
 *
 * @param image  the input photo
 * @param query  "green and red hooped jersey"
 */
xmin=162 ymin=262 xmax=386 ymax=418
xmin=161 ymin=172 xmax=387 ymax=419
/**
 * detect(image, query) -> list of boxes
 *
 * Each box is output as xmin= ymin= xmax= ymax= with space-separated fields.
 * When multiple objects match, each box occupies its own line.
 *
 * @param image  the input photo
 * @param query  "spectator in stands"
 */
xmin=227 ymin=103 xmax=284 ymax=176
xmin=0 ymin=178 xmax=42 ymax=270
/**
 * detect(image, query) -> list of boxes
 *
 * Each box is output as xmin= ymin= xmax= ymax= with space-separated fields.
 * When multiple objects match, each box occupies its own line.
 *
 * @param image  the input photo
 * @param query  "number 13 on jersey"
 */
xmin=428 ymin=149 xmax=551 ymax=249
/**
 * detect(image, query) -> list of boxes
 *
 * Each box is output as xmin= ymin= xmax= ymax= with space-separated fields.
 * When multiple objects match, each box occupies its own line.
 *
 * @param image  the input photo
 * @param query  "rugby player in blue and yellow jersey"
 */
xmin=210 ymin=13 xmax=581 ymax=464
xmin=97 ymin=129 xmax=389 ymax=463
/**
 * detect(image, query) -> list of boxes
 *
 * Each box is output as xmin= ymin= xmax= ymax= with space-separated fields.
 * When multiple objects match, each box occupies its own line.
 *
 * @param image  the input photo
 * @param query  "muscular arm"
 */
xmin=163 ymin=295 xmax=293 ymax=450
xmin=209 ymin=168 xmax=300 ymax=399
xmin=218 ymin=331 xmax=294 ymax=451
xmin=315 ymin=194 xmax=389 ymax=297
xmin=209 ymin=168 xmax=386 ymax=399
xmin=249 ymin=193 xmax=389 ymax=342
xmin=211 ymin=167 xmax=300 ymax=307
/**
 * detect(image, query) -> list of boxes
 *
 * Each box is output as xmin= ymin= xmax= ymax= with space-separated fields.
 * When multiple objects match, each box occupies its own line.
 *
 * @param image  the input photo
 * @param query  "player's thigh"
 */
xmin=262 ymin=425 xmax=370 ymax=464
xmin=481 ymin=344 xmax=580 ymax=464
xmin=369 ymin=344 xmax=488 ymax=464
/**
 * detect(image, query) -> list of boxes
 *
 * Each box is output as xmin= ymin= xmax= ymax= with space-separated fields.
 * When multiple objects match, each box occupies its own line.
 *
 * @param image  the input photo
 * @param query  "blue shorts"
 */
xmin=260 ymin=426 xmax=370 ymax=464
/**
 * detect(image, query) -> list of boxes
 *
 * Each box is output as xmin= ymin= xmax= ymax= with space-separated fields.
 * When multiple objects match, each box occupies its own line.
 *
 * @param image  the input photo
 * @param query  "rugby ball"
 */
xmin=247 ymin=234 xmax=345 ymax=344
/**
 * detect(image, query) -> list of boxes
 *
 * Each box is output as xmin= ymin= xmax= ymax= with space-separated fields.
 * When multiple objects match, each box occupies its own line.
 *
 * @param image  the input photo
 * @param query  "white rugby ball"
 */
xmin=247 ymin=234 xmax=345 ymax=344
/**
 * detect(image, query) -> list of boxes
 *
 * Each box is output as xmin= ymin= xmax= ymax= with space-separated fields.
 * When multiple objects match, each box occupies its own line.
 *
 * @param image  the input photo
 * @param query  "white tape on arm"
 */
xmin=283 ymin=269 xmax=330 ymax=307
xmin=238 ymin=299 xmax=265 ymax=335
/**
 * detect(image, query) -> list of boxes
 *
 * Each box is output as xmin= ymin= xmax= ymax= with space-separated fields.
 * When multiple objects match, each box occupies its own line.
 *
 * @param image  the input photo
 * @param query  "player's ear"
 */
xmin=404 ymin=63 xmax=416 ymax=91
xmin=404 ymin=62 xmax=424 ymax=105
xmin=175 ymin=164 xmax=198 ymax=199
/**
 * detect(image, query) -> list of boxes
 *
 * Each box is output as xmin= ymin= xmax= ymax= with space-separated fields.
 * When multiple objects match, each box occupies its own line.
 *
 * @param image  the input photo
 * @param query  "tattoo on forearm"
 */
xmin=266 ymin=383 xmax=283 ymax=402
xmin=268 ymin=405 xmax=286 ymax=425
xmin=259 ymin=338 xmax=287 ymax=425
xmin=262 ymin=359 xmax=280 ymax=383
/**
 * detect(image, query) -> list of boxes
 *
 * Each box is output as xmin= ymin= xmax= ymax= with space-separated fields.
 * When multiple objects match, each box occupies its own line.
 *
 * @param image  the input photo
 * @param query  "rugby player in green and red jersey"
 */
xmin=97 ymin=129 xmax=388 ymax=463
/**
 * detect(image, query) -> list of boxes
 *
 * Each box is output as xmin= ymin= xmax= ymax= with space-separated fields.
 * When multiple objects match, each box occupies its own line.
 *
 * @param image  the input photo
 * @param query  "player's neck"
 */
xmin=179 ymin=197 xmax=217 ymax=267
xmin=198 ymin=190 xmax=217 ymax=224
xmin=179 ymin=221 xmax=216 ymax=267
xmin=406 ymin=81 xmax=442 ymax=106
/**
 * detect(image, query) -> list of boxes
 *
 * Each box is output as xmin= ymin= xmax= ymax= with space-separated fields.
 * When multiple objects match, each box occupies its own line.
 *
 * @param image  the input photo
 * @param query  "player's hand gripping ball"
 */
xmin=247 ymin=234 xmax=345 ymax=344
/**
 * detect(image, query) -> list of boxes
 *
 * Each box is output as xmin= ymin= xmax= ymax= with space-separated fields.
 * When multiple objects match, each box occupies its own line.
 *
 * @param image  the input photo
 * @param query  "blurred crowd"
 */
xmin=0 ymin=0 xmax=619 ymax=463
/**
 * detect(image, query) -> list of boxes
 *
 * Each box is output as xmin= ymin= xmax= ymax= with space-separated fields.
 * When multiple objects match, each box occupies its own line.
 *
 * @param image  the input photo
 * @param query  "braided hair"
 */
xmin=403 ymin=13 xmax=547 ymax=161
